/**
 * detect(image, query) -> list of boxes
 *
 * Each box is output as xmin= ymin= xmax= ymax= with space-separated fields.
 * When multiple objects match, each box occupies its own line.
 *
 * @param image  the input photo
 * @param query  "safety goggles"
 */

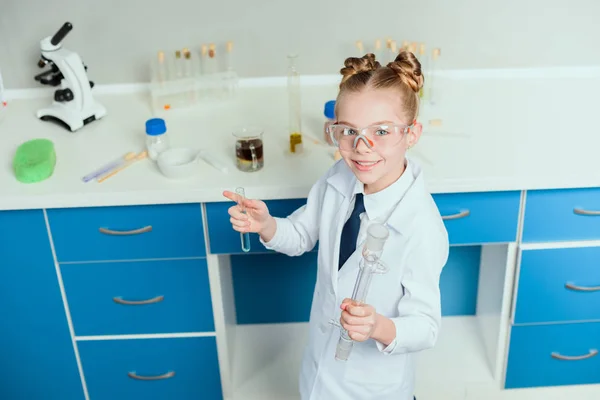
xmin=328 ymin=121 xmax=414 ymax=151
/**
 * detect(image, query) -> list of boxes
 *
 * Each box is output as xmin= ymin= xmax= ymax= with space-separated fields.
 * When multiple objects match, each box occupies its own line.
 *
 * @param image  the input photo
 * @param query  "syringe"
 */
xmin=236 ymin=187 xmax=251 ymax=253
xmin=335 ymin=222 xmax=390 ymax=362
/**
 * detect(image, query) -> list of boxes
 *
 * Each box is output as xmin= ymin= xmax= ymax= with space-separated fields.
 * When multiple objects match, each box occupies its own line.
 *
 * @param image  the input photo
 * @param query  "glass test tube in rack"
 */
xmin=149 ymin=42 xmax=239 ymax=112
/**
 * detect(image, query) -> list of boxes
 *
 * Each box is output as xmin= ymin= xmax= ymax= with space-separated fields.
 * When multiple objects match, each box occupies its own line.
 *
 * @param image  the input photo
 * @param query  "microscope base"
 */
xmin=37 ymin=101 xmax=107 ymax=132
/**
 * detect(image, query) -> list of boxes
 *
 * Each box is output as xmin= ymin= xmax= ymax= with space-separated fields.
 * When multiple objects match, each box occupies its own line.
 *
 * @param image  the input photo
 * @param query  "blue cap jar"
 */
xmin=145 ymin=118 xmax=169 ymax=161
xmin=324 ymin=100 xmax=336 ymax=120
xmin=145 ymin=118 xmax=167 ymax=136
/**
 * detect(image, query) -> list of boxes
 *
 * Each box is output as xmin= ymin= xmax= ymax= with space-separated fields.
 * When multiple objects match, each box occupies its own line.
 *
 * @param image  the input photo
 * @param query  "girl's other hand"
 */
xmin=222 ymin=190 xmax=276 ymax=241
xmin=340 ymin=298 xmax=378 ymax=342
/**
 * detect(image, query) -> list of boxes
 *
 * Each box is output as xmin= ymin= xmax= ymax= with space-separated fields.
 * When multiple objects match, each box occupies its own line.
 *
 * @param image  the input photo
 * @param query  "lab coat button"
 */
xmin=320 ymin=324 xmax=327 ymax=334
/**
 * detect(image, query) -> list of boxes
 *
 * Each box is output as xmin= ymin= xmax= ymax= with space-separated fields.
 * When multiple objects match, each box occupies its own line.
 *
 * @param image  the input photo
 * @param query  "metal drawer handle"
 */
xmin=113 ymin=295 xmax=164 ymax=305
xmin=551 ymin=349 xmax=598 ymax=361
xmin=573 ymin=208 xmax=600 ymax=216
xmin=565 ymin=283 xmax=600 ymax=292
xmin=128 ymin=371 xmax=175 ymax=381
xmin=99 ymin=226 xmax=152 ymax=235
xmin=441 ymin=210 xmax=470 ymax=220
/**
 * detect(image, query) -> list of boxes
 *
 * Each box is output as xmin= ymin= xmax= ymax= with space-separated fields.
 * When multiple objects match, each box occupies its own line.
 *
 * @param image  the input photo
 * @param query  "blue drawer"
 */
xmin=78 ymin=337 xmax=222 ymax=400
xmin=523 ymin=187 xmax=600 ymax=243
xmin=205 ymin=198 xmax=311 ymax=254
xmin=432 ymin=191 xmax=521 ymax=244
xmin=505 ymin=322 xmax=600 ymax=389
xmin=514 ymin=247 xmax=600 ymax=324
xmin=48 ymin=203 xmax=206 ymax=262
xmin=61 ymin=259 xmax=214 ymax=336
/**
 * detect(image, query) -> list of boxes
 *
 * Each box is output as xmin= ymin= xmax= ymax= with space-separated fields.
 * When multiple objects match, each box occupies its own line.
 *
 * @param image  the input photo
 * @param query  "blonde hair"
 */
xmin=336 ymin=51 xmax=424 ymax=123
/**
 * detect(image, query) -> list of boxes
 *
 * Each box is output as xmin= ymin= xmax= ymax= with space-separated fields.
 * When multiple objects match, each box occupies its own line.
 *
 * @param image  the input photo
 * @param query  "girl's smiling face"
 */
xmin=335 ymin=88 xmax=422 ymax=194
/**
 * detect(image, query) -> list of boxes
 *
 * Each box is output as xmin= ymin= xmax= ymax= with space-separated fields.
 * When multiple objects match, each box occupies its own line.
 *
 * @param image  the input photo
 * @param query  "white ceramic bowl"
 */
xmin=156 ymin=147 xmax=198 ymax=179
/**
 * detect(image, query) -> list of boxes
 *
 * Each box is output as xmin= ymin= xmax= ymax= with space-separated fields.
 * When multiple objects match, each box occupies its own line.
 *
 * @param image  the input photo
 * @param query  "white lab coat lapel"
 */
xmin=336 ymin=167 xmax=427 ymax=286
xmin=323 ymin=161 xmax=426 ymax=296
xmin=325 ymin=167 xmax=358 ymax=296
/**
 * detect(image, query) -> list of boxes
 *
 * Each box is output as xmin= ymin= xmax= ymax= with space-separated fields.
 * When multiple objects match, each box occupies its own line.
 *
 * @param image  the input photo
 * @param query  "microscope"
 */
xmin=34 ymin=22 xmax=106 ymax=132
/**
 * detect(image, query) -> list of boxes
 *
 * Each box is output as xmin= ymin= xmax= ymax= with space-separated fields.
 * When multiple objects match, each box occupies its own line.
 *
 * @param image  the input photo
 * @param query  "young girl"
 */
xmin=224 ymin=51 xmax=449 ymax=400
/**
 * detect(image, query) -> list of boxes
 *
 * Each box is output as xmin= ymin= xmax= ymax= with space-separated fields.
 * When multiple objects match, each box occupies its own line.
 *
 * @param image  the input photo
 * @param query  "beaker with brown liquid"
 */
xmin=233 ymin=127 xmax=264 ymax=172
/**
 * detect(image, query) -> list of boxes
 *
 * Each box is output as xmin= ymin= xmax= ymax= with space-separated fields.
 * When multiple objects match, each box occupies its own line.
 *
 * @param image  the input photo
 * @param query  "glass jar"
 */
xmin=323 ymin=100 xmax=336 ymax=146
xmin=145 ymin=118 xmax=169 ymax=161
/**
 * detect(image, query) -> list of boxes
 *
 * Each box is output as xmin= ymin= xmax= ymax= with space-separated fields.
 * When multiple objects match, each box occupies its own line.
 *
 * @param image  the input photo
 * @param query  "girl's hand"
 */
xmin=222 ymin=190 xmax=277 ymax=242
xmin=339 ymin=298 xmax=378 ymax=342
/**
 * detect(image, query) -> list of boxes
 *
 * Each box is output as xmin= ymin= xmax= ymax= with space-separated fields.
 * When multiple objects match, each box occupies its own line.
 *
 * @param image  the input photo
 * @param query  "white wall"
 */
xmin=0 ymin=0 xmax=598 ymax=89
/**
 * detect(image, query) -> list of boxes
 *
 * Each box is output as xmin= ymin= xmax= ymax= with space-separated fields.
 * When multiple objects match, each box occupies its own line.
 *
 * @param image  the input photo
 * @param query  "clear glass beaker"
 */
xmin=233 ymin=127 xmax=264 ymax=172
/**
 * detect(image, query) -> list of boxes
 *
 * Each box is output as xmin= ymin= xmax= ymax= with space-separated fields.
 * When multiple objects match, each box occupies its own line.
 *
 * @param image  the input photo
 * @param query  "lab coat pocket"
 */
xmin=343 ymin=341 xmax=409 ymax=385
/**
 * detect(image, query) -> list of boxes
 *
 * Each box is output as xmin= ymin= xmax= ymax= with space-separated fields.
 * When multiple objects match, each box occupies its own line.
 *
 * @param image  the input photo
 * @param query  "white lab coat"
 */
xmin=262 ymin=158 xmax=450 ymax=400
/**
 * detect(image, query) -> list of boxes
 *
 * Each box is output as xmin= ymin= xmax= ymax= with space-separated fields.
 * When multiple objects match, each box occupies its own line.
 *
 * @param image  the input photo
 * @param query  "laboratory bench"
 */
xmin=1 ymin=68 xmax=600 ymax=400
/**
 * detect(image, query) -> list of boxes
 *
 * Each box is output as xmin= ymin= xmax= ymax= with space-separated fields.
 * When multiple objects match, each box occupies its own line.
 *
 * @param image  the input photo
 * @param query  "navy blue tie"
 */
xmin=338 ymin=193 xmax=365 ymax=270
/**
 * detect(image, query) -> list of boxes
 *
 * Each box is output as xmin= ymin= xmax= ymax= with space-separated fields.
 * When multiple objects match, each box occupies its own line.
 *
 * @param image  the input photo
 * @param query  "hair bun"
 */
xmin=340 ymin=53 xmax=381 ymax=84
xmin=387 ymin=51 xmax=424 ymax=93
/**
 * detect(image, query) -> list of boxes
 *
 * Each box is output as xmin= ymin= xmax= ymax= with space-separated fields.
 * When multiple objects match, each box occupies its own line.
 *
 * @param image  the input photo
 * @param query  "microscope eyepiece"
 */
xmin=50 ymin=22 xmax=73 ymax=46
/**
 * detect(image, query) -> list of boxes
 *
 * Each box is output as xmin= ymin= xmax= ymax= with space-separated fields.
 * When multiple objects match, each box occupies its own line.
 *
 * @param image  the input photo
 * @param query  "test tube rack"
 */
xmin=149 ymin=44 xmax=239 ymax=112
xmin=353 ymin=39 xmax=441 ymax=106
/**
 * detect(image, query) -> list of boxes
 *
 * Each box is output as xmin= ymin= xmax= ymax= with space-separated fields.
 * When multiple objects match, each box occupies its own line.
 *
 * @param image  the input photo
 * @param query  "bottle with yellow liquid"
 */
xmin=287 ymin=54 xmax=303 ymax=154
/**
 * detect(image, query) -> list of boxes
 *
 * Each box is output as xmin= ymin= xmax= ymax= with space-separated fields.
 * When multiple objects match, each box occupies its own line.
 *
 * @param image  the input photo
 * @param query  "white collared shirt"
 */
xmin=346 ymin=160 xmax=416 ymax=260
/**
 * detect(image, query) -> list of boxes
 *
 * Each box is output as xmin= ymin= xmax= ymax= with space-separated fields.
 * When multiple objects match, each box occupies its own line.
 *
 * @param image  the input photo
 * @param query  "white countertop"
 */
xmin=1 ymin=68 xmax=600 ymax=212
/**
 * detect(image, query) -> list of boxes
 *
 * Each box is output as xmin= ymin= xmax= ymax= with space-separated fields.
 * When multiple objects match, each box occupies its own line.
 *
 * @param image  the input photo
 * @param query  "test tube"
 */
xmin=355 ymin=40 xmax=364 ymax=55
xmin=225 ymin=41 xmax=234 ymax=71
xmin=335 ymin=223 xmax=390 ymax=362
xmin=199 ymin=44 xmax=208 ymax=75
xmin=374 ymin=39 xmax=382 ymax=63
xmin=429 ymin=48 xmax=441 ymax=105
xmin=156 ymin=51 xmax=167 ymax=83
xmin=207 ymin=43 xmax=217 ymax=74
xmin=174 ymin=50 xmax=183 ymax=78
xmin=224 ymin=41 xmax=235 ymax=96
xmin=385 ymin=38 xmax=392 ymax=62
xmin=418 ymin=43 xmax=428 ymax=99
xmin=236 ymin=187 xmax=251 ymax=253
xmin=182 ymin=47 xmax=193 ymax=77
xmin=388 ymin=40 xmax=397 ymax=64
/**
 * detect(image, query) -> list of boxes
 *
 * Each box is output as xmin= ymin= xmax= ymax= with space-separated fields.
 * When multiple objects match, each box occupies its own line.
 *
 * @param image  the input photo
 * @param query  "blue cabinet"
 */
xmin=205 ymin=198 xmax=309 ymax=254
xmin=522 ymin=188 xmax=600 ymax=243
xmin=47 ymin=203 xmax=206 ymax=262
xmin=232 ymin=251 xmax=319 ymax=324
xmin=61 ymin=259 xmax=215 ymax=336
xmin=0 ymin=210 xmax=84 ymax=399
xmin=514 ymin=247 xmax=600 ymax=324
xmin=505 ymin=322 xmax=600 ymax=389
xmin=232 ymin=246 xmax=483 ymax=325
xmin=432 ymin=191 xmax=521 ymax=245
xmin=78 ymin=337 xmax=222 ymax=400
